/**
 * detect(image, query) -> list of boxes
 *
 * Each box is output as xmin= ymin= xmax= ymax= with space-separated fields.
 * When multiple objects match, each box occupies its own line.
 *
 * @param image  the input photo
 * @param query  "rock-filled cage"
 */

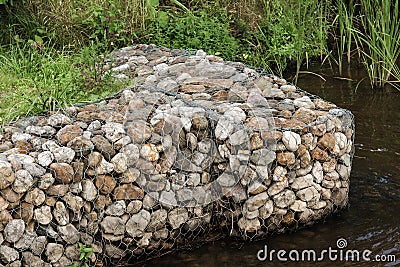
xmin=0 ymin=44 xmax=354 ymax=266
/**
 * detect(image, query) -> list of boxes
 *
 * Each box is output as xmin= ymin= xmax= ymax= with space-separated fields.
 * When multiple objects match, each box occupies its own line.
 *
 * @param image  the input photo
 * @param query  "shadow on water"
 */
xmin=133 ymin=65 xmax=400 ymax=267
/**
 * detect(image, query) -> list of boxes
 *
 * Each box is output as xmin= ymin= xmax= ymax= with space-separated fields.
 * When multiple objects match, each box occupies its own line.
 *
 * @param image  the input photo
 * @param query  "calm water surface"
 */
xmin=134 ymin=66 xmax=400 ymax=267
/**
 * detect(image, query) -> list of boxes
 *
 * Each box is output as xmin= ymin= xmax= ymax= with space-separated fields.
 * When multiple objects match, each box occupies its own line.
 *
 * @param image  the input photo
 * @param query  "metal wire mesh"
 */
xmin=0 ymin=44 xmax=355 ymax=266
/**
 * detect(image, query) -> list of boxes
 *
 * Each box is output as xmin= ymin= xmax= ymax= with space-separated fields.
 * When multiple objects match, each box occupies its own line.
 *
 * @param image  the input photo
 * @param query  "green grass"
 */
xmin=0 ymin=43 xmax=128 ymax=123
xmin=356 ymin=0 xmax=400 ymax=89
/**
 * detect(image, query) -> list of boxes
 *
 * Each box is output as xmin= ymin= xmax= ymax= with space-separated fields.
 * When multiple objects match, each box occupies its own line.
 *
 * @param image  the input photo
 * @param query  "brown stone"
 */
xmin=295 ymin=144 xmax=307 ymax=157
xmin=250 ymin=132 xmax=264 ymax=150
xmin=318 ymin=133 xmax=336 ymax=151
xmin=15 ymin=141 xmax=32 ymax=154
xmin=113 ymin=184 xmax=144 ymax=200
xmin=276 ymin=152 xmax=296 ymax=165
xmin=260 ymin=130 xmax=282 ymax=142
xmin=91 ymin=135 xmax=116 ymax=161
xmin=56 ymin=125 xmax=83 ymax=145
xmin=1 ymin=187 xmax=23 ymax=203
xmin=94 ymin=195 xmax=112 ymax=210
xmin=0 ymin=210 xmax=12 ymax=225
xmin=97 ymin=111 xmax=124 ymax=123
xmin=126 ymin=120 xmax=152 ymax=143
xmin=192 ymin=116 xmax=209 ymax=130
xmin=13 ymin=202 xmax=34 ymax=223
xmin=95 ymin=175 xmax=117 ymax=195
xmin=292 ymin=107 xmax=316 ymax=124
xmin=311 ymin=147 xmax=329 ymax=161
xmin=88 ymin=152 xmax=103 ymax=168
xmin=72 ymin=162 xmax=84 ymax=182
xmin=46 ymin=184 xmax=69 ymax=197
xmin=0 ymin=196 xmax=9 ymax=211
xmin=25 ymin=188 xmax=46 ymax=206
xmin=0 ymin=167 xmax=15 ymax=190
xmin=277 ymin=118 xmax=305 ymax=129
xmin=180 ymin=84 xmax=206 ymax=93
xmin=50 ymin=163 xmax=74 ymax=184
xmin=45 ymin=197 xmax=57 ymax=207
xmin=212 ymin=90 xmax=228 ymax=101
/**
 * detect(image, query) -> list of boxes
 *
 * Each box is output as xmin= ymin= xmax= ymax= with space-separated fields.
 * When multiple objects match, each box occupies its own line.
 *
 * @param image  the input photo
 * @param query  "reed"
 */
xmin=356 ymin=0 xmax=400 ymax=89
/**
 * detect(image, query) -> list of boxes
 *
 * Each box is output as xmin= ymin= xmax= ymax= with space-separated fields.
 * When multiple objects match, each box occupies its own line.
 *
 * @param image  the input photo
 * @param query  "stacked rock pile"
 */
xmin=0 ymin=44 xmax=354 ymax=266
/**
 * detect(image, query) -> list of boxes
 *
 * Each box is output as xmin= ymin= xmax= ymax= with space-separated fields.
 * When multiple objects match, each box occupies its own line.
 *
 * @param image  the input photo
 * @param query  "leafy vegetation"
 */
xmin=1 ymin=0 xmax=400 ymax=124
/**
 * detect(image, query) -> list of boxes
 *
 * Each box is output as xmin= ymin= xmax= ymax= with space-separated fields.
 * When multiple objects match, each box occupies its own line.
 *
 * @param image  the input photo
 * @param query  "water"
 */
xmin=133 ymin=66 xmax=400 ymax=267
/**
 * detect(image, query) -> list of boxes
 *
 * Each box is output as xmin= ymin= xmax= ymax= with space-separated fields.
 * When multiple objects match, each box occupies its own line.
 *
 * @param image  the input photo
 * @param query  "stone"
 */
xmin=38 ymin=173 xmax=55 ymax=190
xmin=267 ymin=178 xmax=288 ymax=196
xmin=282 ymin=131 xmax=301 ymax=151
xmin=81 ymin=179 xmax=98 ymax=201
xmin=293 ymin=96 xmax=315 ymax=109
xmin=58 ymin=223 xmax=79 ymax=244
xmin=26 ymin=125 xmax=56 ymax=137
xmin=113 ymin=184 xmax=144 ymax=200
xmin=25 ymin=188 xmax=46 ymax=206
xmin=34 ymin=205 xmax=52 ymax=225
xmin=67 ymin=136 xmax=94 ymax=153
xmin=250 ymin=149 xmax=275 ymax=166
xmin=293 ymin=107 xmax=316 ymax=124
xmin=276 ymin=152 xmax=296 ymax=166
xmin=0 ymin=196 xmax=9 ymax=211
xmin=91 ymin=135 xmax=116 ymax=161
xmin=296 ymin=186 xmax=320 ymax=202
xmin=0 ymin=245 xmax=19 ymax=263
xmin=102 ymin=122 xmax=125 ymax=142
xmin=126 ymin=210 xmax=151 ymax=237
xmin=95 ymin=175 xmax=117 ymax=195
xmin=30 ymin=236 xmax=47 ymax=256
xmin=22 ymin=251 xmax=46 ymax=266
xmin=1 ymin=187 xmax=23 ymax=203
xmin=311 ymin=147 xmax=329 ymax=161
xmin=47 ymin=113 xmax=72 ymax=127
xmin=121 ymin=144 xmax=140 ymax=165
xmin=110 ymin=153 xmax=128 ymax=174
xmin=101 ymin=216 xmax=125 ymax=236
xmin=88 ymin=151 xmax=102 ymax=167
xmin=46 ymin=184 xmax=69 ymax=196
xmin=312 ymin=161 xmax=324 ymax=183
xmin=126 ymin=200 xmax=143 ymax=214
xmin=13 ymin=169 xmax=34 ymax=193
xmin=259 ymin=200 xmax=274 ymax=219
xmin=53 ymin=201 xmax=69 ymax=226
xmin=37 ymin=151 xmax=54 ymax=167
xmin=273 ymin=166 xmax=287 ymax=181
xmin=56 ymin=125 xmax=83 ymax=145
xmin=147 ymin=209 xmax=168 ymax=231
xmin=323 ymin=158 xmax=337 ymax=173
xmin=0 ymin=167 xmax=15 ymax=190
xmin=50 ymin=163 xmax=74 ymax=184
xmin=105 ymin=244 xmax=126 ymax=258
xmin=45 ymin=243 xmax=64 ymax=263
xmin=4 ymin=219 xmax=25 ymax=243
xmin=140 ymin=144 xmax=160 ymax=162
xmin=273 ymin=190 xmax=296 ymax=208
xmin=24 ymin=162 xmax=46 ymax=177
xmin=318 ymin=133 xmax=336 ymax=151
xmin=291 ymin=174 xmax=314 ymax=190
xmin=126 ymin=120 xmax=152 ymax=143
xmin=290 ymin=200 xmax=308 ymax=212
xmin=238 ymin=217 xmax=260 ymax=232
xmin=105 ymin=200 xmax=126 ymax=216
xmin=168 ymin=208 xmax=189 ymax=229
xmin=63 ymin=192 xmax=84 ymax=213
xmin=245 ymin=192 xmax=269 ymax=211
